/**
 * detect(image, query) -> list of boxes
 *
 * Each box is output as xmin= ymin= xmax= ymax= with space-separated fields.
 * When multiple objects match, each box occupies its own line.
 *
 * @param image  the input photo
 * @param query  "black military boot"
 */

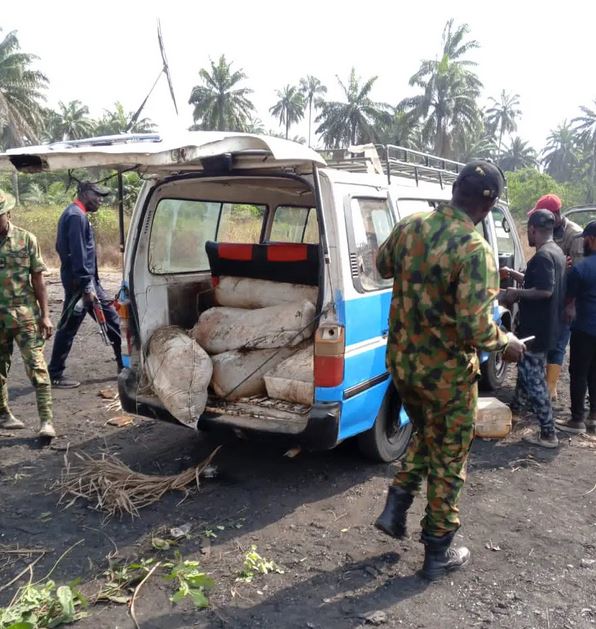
xmin=374 ymin=485 xmax=414 ymax=539
xmin=420 ymin=530 xmax=470 ymax=581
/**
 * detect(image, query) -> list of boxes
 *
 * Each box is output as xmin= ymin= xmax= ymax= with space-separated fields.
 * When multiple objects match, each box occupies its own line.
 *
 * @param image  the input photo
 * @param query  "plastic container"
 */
xmin=475 ymin=397 xmax=512 ymax=438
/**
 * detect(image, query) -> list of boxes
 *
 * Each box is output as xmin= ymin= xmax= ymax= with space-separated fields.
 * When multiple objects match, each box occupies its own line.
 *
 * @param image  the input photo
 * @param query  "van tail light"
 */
xmin=115 ymin=298 xmax=133 ymax=364
xmin=314 ymin=324 xmax=345 ymax=387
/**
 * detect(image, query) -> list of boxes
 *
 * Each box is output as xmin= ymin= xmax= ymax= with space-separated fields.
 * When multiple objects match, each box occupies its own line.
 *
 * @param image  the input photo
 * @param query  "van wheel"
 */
xmin=357 ymin=388 xmax=412 ymax=462
xmin=479 ymin=351 xmax=508 ymax=391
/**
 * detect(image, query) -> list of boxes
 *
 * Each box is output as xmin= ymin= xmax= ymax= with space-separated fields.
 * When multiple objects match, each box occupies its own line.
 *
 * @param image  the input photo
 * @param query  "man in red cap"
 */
xmin=528 ymin=194 xmax=582 ymax=400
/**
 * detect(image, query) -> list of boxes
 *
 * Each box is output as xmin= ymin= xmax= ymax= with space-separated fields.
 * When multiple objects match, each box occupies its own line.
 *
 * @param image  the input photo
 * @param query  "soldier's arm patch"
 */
xmin=455 ymin=243 xmax=507 ymax=352
xmin=27 ymin=233 xmax=47 ymax=274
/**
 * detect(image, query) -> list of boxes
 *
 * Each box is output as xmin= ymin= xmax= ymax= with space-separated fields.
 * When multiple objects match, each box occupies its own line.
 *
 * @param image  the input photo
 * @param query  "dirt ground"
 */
xmin=1 ymin=272 xmax=595 ymax=629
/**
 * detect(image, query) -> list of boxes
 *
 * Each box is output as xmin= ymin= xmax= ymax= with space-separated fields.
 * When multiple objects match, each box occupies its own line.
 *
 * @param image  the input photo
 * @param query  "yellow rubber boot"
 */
xmin=546 ymin=364 xmax=561 ymax=401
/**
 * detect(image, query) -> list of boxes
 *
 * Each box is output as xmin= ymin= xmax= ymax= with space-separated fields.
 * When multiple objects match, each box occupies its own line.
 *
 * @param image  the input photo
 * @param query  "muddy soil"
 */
xmin=1 ymin=272 xmax=595 ymax=629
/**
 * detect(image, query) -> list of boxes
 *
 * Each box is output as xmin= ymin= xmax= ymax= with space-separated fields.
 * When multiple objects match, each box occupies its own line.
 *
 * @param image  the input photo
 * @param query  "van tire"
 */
xmin=357 ymin=387 xmax=412 ymax=462
xmin=479 ymin=351 xmax=508 ymax=391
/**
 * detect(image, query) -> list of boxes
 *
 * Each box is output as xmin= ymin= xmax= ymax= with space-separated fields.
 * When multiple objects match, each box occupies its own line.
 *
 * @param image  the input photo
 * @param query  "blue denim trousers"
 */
xmin=547 ymin=323 xmax=571 ymax=366
xmin=511 ymin=351 xmax=555 ymax=437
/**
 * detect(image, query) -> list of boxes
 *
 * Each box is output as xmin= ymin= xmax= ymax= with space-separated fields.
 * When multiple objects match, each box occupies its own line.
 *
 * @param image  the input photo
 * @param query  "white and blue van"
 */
xmin=0 ymin=134 xmax=525 ymax=461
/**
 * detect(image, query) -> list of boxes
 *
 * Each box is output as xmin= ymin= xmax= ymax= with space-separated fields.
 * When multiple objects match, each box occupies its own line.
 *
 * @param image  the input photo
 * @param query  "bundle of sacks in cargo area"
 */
xmin=145 ymin=276 xmax=318 ymax=425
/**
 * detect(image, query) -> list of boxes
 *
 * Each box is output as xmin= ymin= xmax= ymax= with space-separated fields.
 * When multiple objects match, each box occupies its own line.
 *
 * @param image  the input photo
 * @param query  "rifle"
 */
xmin=92 ymin=296 xmax=111 ymax=346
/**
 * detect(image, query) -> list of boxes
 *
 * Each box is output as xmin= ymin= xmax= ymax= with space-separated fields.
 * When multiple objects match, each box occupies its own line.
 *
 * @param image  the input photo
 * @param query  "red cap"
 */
xmin=528 ymin=193 xmax=562 ymax=216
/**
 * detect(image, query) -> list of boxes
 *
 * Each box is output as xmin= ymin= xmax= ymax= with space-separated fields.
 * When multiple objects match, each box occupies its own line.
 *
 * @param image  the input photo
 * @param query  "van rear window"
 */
xmin=148 ymin=199 xmax=266 ymax=274
xmin=269 ymin=206 xmax=319 ymax=244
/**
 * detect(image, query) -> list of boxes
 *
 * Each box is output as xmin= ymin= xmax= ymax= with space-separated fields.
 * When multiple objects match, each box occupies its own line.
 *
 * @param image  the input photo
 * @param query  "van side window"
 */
xmin=148 ymin=199 xmax=266 ymax=274
xmin=350 ymin=197 xmax=394 ymax=292
xmin=269 ymin=206 xmax=319 ymax=243
xmin=491 ymin=206 xmax=515 ymax=256
xmin=396 ymin=199 xmax=436 ymax=218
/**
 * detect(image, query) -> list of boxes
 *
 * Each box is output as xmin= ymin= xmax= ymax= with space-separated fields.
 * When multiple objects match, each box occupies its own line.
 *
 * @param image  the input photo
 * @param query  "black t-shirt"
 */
xmin=518 ymin=241 xmax=566 ymax=353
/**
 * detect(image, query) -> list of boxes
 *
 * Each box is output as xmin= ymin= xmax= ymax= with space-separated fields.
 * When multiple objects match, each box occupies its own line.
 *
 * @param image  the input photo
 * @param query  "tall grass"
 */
xmin=10 ymin=203 xmax=124 ymax=269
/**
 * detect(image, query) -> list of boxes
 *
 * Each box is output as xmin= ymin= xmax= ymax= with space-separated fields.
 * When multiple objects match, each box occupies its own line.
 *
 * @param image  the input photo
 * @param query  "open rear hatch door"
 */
xmin=0 ymin=131 xmax=326 ymax=175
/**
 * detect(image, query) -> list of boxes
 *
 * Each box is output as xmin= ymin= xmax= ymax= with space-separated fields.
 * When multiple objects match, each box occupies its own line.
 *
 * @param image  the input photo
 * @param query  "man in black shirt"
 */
xmin=501 ymin=209 xmax=566 ymax=448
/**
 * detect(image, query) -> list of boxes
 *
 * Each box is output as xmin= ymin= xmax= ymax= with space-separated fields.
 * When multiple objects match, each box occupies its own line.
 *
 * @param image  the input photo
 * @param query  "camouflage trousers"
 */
xmin=392 ymin=379 xmax=477 ymax=537
xmin=0 ymin=320 xmax=52 ymax=423
xmin=510 ymin=351 xmax=554 ymax=437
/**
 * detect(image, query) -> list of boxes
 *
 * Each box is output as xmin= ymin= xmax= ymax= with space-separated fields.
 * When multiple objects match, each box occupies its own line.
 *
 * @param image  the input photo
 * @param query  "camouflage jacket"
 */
xmin=376 ymin=203 xmax=508 ymax=388
xmin=0 ymin=223 xmax=46 ymax=326
xmin=554 ymin=217 xmax=583 ymax=264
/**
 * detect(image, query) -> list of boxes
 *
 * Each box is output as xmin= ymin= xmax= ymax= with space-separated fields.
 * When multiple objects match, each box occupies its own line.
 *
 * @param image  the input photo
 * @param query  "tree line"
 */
xmin=1 ymin=20 xmax=595 ymax=211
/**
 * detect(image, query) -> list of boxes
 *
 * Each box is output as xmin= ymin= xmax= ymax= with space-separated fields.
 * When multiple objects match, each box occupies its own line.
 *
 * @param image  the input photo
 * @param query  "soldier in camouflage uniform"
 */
xmin=0 ymin=189 xmax=55 ymax=438
xmin=373 ymin=161 xmax=525 ymax=580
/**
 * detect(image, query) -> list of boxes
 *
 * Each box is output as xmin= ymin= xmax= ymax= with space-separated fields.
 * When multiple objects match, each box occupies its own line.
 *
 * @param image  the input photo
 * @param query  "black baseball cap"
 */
xmin=77 ymin=180 xmax=110 ymax=197
xmin=578 ymin=220 xmax=596 ymax=238
xmin=454 ymin=160 xmax=505 ymax=201
xmin=528 ymin=209 xmax=556 ymax=229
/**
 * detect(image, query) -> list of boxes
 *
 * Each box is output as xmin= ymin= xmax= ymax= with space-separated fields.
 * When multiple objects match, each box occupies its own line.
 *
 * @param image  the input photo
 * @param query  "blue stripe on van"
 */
xmin=339 ymin=291 xmax=392 ymax=346
xmin=315 ymin=290 xmax=392 ymax=439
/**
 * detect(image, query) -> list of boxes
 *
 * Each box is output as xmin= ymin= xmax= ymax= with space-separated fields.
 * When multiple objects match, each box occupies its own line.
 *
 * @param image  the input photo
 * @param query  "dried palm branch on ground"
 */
xmin=55 ymin=446 xmax=221 ymax=519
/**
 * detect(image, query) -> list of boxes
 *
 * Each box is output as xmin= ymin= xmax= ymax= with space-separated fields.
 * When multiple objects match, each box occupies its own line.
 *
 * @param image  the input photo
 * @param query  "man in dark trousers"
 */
xmin=48 ymin=181 xmax=122 ymax=388
xmin=502 ymin=209 xmax=566 ymax=447
xmin=529 ymin=194 xmax=583 ymax=400
xmin=556 ymin=220 xmax=596 ymax=434
xmin=374 ymin=161 xmax=525 ymax=580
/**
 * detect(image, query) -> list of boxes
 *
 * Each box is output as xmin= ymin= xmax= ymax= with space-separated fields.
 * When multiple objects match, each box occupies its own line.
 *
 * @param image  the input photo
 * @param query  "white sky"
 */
xmin=5 ymin=0 xmax=595 ymax=153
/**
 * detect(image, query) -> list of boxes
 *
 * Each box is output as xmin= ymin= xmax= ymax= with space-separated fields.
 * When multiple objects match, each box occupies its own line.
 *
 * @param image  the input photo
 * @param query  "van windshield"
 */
xmin=148 ymin=199 xmax=266 ymax=274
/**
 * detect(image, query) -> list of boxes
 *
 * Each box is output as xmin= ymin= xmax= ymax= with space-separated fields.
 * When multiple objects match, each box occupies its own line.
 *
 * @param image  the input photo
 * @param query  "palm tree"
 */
xmin=401 ymin=19 xmax=482 ymax=158
xmin=0 ymin=28 xmax=47 ymax=149
xmin=189 ymin=55 xmax=255 ymax=131
xmin=453 ymin=118 xmax=497 ymax=162
xmin=50 ymin=100 xmax=94 ymax=141
xmin=499 ymin=137 xmax=537 ymax=172
xmin=269 ymin=85 xmax=304 ymax=139
xmin=573 ymin=101 xmax=596 ymax=201
xmin=315 ymin=68 xmax=388 ymax=148
xmin=94 ymin=102 xmax=155 ymax=135
xmin=541 ymin=121 xmax=580 ymax=182
xmin=375 ymin=107 xmax=419 ymax=148
xmin=244 ymin=116 xmax=265 ymax=134
xmin=299 ymin=75 xmax=327 ymax=146
xmin=485 ymin=90 xmax=521 ymax=154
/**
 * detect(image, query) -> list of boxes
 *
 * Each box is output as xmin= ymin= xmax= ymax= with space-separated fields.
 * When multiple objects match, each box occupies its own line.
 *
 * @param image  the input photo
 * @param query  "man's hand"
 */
xmin=566 ymin=255 xmax=573 ymax=270
xmin=502 ymin=287 xmax=520 ymax=306
xmin=39 ymin=316 xmax=53 ymax=340
xmin=563 ymin=301 xmax=576 ymax=325
xmin=500 ymin=266 xmax=524 ymax=283
xmin=83 ymin=290 xmax=97 ymax=305
xmin=499 ymin=266 xmax=513 ymax=280
xmin=503 ymin=332 xmax=526 ymax=363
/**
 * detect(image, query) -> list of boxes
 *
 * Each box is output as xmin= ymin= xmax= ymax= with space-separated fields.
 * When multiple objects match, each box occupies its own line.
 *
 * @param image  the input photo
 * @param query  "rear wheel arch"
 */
xmin=357 ymin=384 xmax=412 ymax=462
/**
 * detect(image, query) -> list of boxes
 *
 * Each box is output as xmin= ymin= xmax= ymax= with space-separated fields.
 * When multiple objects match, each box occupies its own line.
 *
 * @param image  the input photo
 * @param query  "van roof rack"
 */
xmin=43 ymin=133 xmax=162 ymax=149
xmin=320 ymin=144 xmax=465 ymax=189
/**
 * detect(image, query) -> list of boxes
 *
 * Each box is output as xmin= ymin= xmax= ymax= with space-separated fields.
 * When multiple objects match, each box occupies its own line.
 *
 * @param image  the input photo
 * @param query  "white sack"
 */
xmin=215 ymin=276 xmax=318 ymax=309
xmin=145 ymin=326 xmax=212 ymax=426
xmin=264 ymin=345 xmax=314 ymax=405
xmin=191 ymin=300 xmax=316 ymax=354
xmin=211 ymin=347 xmax=296 ymax=400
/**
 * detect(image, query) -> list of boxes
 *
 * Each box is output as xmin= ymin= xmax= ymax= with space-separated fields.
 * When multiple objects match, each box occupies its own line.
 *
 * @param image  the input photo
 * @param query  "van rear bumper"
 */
xmin=118 ymin=368 xmax=341 ymax=450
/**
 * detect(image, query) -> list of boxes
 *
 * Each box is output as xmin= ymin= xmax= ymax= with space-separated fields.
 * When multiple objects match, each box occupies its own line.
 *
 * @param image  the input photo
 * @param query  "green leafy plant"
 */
xmin=97 ymin=558 xmax=155 ymax=605
xmin=237 ymin=546 xmax=284 ymax=583
xmin=0 ymin=580 xmax=88 ymax=628
xmin=164 ymin=553 xmax=214 ymax=609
